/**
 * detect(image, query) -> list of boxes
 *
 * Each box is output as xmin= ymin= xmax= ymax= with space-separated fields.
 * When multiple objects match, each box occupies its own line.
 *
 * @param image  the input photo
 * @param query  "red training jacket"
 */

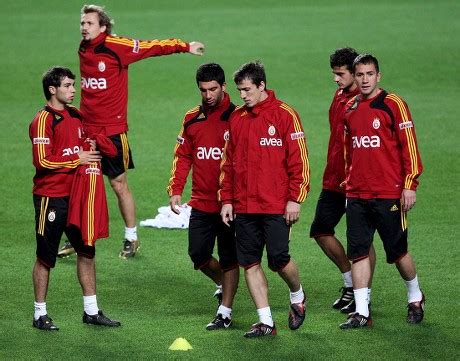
xmin=67 ymin=134 xmax=117 ymax=246
xmin=29 ymin=105 xmax=83 ymax=197
xmin=344 ymin=90 xmax=423 ymax=199
xmin=322 ymin=87 xmax=359 ymax=192
xmin=219 ymin=90 xmax=310 ymax=214
xmin=79 ymin=32 xmax=190 ymax=136
xmin=167 ymin=93 xmax=235 ymax=213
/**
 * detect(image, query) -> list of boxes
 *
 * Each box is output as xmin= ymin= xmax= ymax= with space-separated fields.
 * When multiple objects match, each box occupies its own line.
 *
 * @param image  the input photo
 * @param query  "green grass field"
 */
xmin=1 ymin=0 xmax=459 ymax=359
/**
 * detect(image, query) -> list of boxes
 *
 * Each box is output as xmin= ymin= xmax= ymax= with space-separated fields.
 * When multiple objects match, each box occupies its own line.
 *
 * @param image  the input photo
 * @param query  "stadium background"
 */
xmin=1 ymin=0 xmax=458 ymax=359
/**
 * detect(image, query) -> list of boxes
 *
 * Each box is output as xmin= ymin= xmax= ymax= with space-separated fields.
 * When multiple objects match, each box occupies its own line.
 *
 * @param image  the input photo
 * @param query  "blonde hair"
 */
xmin=81 ymin=4 xmax=114 ymax=34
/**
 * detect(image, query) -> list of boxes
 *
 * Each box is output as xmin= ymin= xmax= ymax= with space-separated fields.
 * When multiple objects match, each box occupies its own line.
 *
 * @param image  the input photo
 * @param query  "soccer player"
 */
xmin=220 ymin=61 xmax=310 ymax=337
xmin=167 ymin=63 xmax=239 ymax=330
xmin=30 ymin=66 xmax=120 ymax=330
xmin=78 ymin=4 xmax=205 ymax=259
xmin=339 ymin=54 xmax=425 ymax=329
xmin=310 ymin=48 xmax=376 ymax=313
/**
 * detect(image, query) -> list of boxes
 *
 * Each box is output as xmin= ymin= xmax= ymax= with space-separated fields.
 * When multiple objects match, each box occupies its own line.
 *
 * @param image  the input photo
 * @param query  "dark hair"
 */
xmin=330 ymin=47 xmax=359 ymax=71
xmin=42 ymin=66 xmax=75 ymax=100
xmin=233 ymin=60 xmax=266 ymax=87
xmin=81 ymin=4 xmax=114 ymax=34
xmin=352 ymin=53 xmax=380 ymax=73
xmin=196 ymin=63 xmax=225 ymax=85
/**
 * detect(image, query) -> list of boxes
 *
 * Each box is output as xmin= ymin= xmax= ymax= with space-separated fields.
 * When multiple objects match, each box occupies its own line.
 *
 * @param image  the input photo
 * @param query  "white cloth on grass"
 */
xmin=140 ymin=204 xmax=191 ymax=229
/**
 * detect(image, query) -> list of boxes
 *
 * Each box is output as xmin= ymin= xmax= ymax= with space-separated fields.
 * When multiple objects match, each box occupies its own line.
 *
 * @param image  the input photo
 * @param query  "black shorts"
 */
xmin=234 ymin=214 xmax=291 ymax=272
xmin=101 ymin=133 xmax=134 ymax=177
xmin=310 ymin=189 xmax=346 ymax=238
xmin=188 ymin=208 xmax=238 ymax=271
xmin=346 ymin=198 xmax=408 ymax=263
xmin=33 ymin=195 xmax=95 ymax=268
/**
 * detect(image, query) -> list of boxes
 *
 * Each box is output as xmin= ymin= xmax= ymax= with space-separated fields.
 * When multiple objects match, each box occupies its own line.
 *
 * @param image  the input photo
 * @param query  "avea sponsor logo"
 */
xmin=352 ymin=135 xmax=381 ymax=148
xmin=260 ymin=138 xmax=283 ymax=147
xmin=81 ymin=77 xmax=107 ymax=90
xmin=62 ymin=145 xmax=81 ymax=156
xmin=196 ymin=147 xmax=223 ymax=160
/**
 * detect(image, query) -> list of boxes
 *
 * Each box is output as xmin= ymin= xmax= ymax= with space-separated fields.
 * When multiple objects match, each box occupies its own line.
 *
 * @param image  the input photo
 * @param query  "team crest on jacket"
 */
xmin=48 ymin=210 xmax=56 ymax=222
xmin=268 ymin=125 xmax=276 ymax=136
xmin=372 ymin=118 xmax=381 ymax=129
xmin=98 ymin=61 xmax=106 ymax=72
xmin=224 ymin=130 xmax=229 ymax=141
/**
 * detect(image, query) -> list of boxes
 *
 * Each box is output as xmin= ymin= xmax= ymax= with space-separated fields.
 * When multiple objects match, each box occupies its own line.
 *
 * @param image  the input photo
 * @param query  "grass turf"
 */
xmin=1 ymin=0 xmax=459 ymax=359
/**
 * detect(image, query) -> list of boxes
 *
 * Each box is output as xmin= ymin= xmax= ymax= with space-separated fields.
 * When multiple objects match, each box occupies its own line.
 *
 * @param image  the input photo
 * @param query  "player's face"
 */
xmin=354 ymin=63 xmax=381 ymax=99
xmin=237 ymin=79 xmax=266 ymax=108
xmin=80 ymin=12 xmax=106 ymax=41
xmin=50 ymin=77 xmax=76 ymax=106
xmin=198 ymin=80 xmax=226 ymax=108
xmin=332 ymin=65 xmax=356 ymax=91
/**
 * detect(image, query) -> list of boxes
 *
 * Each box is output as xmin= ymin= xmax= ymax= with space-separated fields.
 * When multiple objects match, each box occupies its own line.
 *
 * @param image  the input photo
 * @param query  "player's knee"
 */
xmin=189 ymin=251 xmax=211 ymax=270
xmin=109 ymin=175 xmax=129 ymax=195
xmin=267 ymin=253 xmax=290 ymax=272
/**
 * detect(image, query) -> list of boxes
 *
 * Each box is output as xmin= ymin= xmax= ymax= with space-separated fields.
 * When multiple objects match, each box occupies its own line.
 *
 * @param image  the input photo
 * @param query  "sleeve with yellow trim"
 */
xmin=105 ymin=35 xmax=189 ymax=67
xmin=218 ymin=126 xmax=234 ymax=205
xmin=342 ymin=96 xmax=358 ymax=188
xmin=280 ymin=104 xmax=310 ymax=203
xmin=29 ymin=110 xmax=80 ymax=171
xmin=386 ymin=94 xmax=423 ymax=191
xmin=167 ymin=113 xmax=194 ymax=196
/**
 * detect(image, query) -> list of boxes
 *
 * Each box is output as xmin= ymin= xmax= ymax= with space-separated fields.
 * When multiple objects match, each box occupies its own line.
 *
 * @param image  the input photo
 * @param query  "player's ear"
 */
xmin=48 ymin=86 xmax=57 ymax=95
xmin=259 ymin=81 xmax=266 ymax=91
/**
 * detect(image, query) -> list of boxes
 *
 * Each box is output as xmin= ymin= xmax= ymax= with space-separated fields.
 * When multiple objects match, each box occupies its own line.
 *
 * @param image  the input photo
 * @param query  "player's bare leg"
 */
xmin=200 ymin=257 xmax=223 ymax=285
xmin=33 ymin=260 xmax=50 ymax=302
xmin=109 ymin=172 xmax=139 ymax=258
xmin=245 ymin=264 xmax=269 ymax=309
xmin=222 ymin=268 xmax=239 ymax=308
xmin=206 ymin=267 xmax=239 ymax=331
xmin=77 ymin=255 xmax=96 ymax=296
xmin=316 ymin=235 xmax=350 ymax=272
xmin=32 ymin=260 xmax=58 ymax=330
xmin=278 ymin=259 xmax=306 ymax=330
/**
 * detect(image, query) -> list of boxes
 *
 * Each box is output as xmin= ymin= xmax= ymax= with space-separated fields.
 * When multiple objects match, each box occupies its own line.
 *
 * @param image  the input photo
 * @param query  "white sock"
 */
xmin=405 ymin=275 xmax=423 ymax=303
xmin=83 ymin=295 xmax=99 ymax=315
xmin=217 ymin=305 xmax=232 ymax=319
xmin=342 ymin=271 xmax=353 ymax=288
xmin=353 ymin=288 xmax=369 ymax=317
xmin=125 ymin=226 xmax=137 ymax=242
xmin=257 ymin=306 xmax=274 ymax=327
xmin=34 ymin=301 xmax=47 ymax=320
xmin=368 ymin=288 xmax=372 ymax=304
xmin=290 ymin=285 xmax=304 ymax=304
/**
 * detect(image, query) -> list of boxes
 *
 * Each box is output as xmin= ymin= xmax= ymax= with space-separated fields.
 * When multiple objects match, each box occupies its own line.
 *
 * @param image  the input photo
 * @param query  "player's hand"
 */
xmin=401 ymin=189 xmax=416 ymax=212
xmin=221 ymin=204 xmax=234 ymax=227
xmin=284 ymin=200 xmax=300 ymax=225
xmin=85 ymin=138 xmax=97 ymax=151
xmin=169 ymin=195 xmax=182 ymax=215
xmin=78 ymin=150 xmax=101 ymax=164
xmin=189 ymin=41 xmax=205 ymax=55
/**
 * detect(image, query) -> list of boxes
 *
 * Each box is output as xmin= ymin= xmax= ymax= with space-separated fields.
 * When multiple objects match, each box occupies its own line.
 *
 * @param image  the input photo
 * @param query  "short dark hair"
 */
xmin=81 ymin=4 xmax=114 ymax=34
xmin=352 ymin=53 xmax=380 ymax=73
xmin=196 ymin=63 xmax=225 ymax=85
xmin=330 ymin=47 xmax=359 ymax=71
xmin=42 ymin=66 xmax=75 ymax=100
xmin=233 ymin=60 xmax=266 ymax=87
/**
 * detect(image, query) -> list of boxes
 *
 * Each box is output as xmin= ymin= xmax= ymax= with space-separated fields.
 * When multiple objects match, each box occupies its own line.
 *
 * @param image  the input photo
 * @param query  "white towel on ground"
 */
xmin=140 ymin=204 xmax=191 ymax=229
